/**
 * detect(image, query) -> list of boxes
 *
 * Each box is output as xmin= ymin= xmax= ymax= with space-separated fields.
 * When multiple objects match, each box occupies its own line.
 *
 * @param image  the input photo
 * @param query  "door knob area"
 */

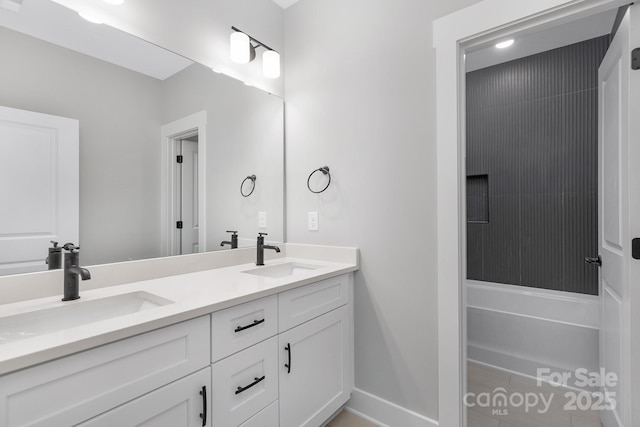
xmin=585 ymin=255 xmax=602 ymax=267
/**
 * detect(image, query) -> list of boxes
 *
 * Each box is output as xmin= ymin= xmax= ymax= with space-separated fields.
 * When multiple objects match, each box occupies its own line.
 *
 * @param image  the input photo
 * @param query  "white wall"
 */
xmin=284 ymin=0 xmax=482 ymax=420
xmin=50 ymin=0 xmax=285 ymax=96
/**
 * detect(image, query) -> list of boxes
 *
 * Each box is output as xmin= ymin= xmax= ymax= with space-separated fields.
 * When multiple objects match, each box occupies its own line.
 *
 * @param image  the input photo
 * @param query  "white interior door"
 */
xmin=0 ymin=106 xmax=79 ymax=275
xmin=180 ymin=138 xmax=198 ymax=254
xmin=598 ymin=5 xmax=640 ymax=427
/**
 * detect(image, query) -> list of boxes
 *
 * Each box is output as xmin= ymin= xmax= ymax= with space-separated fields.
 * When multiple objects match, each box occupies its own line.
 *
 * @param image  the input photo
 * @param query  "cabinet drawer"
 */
xmin=211 ymin=295 xmax=278 ymax=362
xmin=279 ymin=274 xmax=350 ymax=331
xmin=77 ymin=367 xmax=211 ymax=427
xmin=239 ymin=400 xmax=279 ymax=427
xmin=212 ymin=336 xmax=278 ymax=426
xmin=0 ymin=316 xmax=210 ymax=427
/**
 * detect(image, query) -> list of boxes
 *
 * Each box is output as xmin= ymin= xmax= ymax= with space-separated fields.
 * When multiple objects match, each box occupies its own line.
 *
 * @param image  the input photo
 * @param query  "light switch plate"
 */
xmin=259 ymin=211 xmax=267 ymax=228
xmin=308 ymin=212 xmax=319 ymax=231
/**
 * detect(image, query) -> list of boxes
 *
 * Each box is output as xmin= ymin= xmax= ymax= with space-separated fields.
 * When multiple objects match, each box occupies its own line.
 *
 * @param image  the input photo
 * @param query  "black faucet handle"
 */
xmin=258 ymin=232 xmax=268 ymax=237
xmin=226 ymin=230 xmax=238 ymax=235
xmin=50 ymin=241 xmax=59 ymax=248
xmin=62 ymin=242 xmax=80 ymax=253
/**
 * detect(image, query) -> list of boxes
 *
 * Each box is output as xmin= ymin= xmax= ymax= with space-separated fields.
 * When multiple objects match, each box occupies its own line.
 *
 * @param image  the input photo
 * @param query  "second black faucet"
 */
xmin=256 ymin=232 xmax=280 ymax=266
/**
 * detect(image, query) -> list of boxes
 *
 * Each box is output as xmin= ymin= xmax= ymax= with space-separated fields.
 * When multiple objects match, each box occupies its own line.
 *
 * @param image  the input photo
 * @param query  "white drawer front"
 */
xmin=212 ymin=336 xmax=278 ymax=426
xmin=77 ymin=367 xmax=211 ymax=427
xmin=0 ymin=316 xmax=210 ymax=427
xmin=211 ymin=295 xmax=278 ymax=362
xmin=239 ymin=400 xmax=279 ymax=427
xmin=279 ymin=274 xmax=350 ymax=332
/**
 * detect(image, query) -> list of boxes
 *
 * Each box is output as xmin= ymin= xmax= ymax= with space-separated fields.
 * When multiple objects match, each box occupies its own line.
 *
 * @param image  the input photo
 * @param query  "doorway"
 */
xmin=160 ymin=111 xmax=207 ymax=257
xmin=463 ymin=13 xmax=613 ymax=427
xmin=434 ymin=1 xmax=639 ymax=426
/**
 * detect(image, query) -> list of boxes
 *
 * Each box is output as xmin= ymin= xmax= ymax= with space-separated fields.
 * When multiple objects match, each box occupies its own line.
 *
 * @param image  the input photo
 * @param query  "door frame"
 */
xmin=433 ymin=0 xmax=629 ymax=425
xmin=160 ymin=111 xmax=207 ymax=256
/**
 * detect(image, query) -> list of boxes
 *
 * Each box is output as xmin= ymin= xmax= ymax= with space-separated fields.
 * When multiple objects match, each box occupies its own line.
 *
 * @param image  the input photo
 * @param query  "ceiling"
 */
xmin=465 ymin=8 xmax=618 ymax=72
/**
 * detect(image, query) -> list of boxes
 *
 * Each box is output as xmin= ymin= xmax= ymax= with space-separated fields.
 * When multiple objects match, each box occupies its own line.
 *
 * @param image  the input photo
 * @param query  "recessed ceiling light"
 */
xmin=103 ymin=0 xmax=124 ymax=4
xmin=495 ymin=39 xmax=514 ymax=49
xmin=78 ymin=12 xmax=103 ymax=24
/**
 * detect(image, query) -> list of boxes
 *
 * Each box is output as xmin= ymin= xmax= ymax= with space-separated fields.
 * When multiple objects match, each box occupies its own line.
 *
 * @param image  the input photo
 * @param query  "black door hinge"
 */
xmin=633 ymin=238 xmax=640 ymax=260
xmin=176 ymin=221 xmax=183 ymax=229
xmin=176 ymin=155 xmax=184 ymax=163
xmin=632 ymin=48 xmax=640 ymax=70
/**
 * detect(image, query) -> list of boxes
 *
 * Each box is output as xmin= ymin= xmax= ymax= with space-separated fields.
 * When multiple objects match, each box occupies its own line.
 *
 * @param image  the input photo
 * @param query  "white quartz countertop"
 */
xmin=0 ymin=255 xmax=358 ymax=375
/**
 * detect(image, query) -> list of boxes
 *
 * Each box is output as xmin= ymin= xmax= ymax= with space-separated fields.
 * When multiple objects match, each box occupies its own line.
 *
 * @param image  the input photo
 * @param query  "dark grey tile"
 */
xmin=520 ymin=194 xmax=564 ymax=290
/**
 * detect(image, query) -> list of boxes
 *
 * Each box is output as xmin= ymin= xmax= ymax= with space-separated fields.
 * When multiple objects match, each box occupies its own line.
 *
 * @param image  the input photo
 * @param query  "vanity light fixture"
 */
xmin=495 ymin=39 xmax=514 ymax=49
xmin=230 ymin=26 xmax=281 ymax=79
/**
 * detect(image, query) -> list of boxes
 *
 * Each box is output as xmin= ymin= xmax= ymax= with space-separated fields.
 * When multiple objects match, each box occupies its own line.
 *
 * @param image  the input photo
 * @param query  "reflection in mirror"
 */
xmin=0 ymin=0 xmax=284 ymax=276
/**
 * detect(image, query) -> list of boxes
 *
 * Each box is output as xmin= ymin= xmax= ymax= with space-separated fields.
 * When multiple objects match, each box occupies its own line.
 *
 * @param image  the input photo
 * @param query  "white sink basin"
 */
xmin=0 ymin=291 xmax=173 ymax=344
xmin=242 ymin=262 xmax=323 ymax=279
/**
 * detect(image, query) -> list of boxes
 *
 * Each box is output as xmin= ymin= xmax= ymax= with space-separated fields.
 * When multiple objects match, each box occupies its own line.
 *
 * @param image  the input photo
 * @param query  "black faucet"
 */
xmin=220 ymin=230 xmax=238 ymax=249
xmin=62 ymin=243 xmax=91 ymax=301
xmin=256 ymin=232 xmax=280 ymax=266
xmin=46 ymin=241 xmax=62 ymax=270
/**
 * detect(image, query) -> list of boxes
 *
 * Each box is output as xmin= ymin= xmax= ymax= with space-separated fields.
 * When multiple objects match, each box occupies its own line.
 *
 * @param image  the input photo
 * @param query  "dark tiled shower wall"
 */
xmin=465 ymin=36 xmax=609 ymax=295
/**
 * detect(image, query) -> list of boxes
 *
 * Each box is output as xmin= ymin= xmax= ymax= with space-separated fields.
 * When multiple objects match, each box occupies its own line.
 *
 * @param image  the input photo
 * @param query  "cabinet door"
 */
xmin=77 ymin=367 xmax=211 ymax=427
xmin=279 ymin=306 xmax=352 ymax=427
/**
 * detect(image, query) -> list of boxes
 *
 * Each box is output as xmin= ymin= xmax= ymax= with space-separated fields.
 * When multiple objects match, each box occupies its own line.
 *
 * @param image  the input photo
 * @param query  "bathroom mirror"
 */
xmin=0 ymin=0 xmax=284 ymax=274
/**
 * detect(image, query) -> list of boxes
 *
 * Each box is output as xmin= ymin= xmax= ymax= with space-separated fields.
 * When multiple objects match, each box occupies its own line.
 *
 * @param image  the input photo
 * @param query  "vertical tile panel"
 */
xmin=465 ymin=35 xmax=608 ymax=295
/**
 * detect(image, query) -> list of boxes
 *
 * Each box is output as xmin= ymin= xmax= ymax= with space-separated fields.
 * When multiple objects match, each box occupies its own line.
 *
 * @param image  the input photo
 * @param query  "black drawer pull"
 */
xmin=235 ymin=319 xmax=265 ymax=333
xmin=235 ymin=375 xmax=266 ymax=395
xmin=199 ymin=386 xmax=207 ymax=426
xmin=284 ymin=343 xmax=291 ymax=374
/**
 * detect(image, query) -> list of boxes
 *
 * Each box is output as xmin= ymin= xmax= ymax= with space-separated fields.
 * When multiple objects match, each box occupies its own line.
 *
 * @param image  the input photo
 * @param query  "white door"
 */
xmin=598 ymin=5 xmax=640 ymax=427
xmin=279 ymin=306 xmax=351 ymax=427
xmin=180 ymin=138 xmax=199 ymax=254
xmin=0 ymin=106 xmax=79 ymax=275
xmin=76 ymin=368 xmax=211 ymax=427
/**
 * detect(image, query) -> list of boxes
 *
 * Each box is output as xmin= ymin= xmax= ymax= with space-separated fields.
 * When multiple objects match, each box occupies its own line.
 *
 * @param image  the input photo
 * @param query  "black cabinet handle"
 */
xmin=199 ymin=386 xmax=207 ymax=426
xmin=284 ymin=343 xmax=291 ymax=374
xmin=235 ymin=319 xmax=265 ymax=333
xmin=235 ymin=375 xmax=266 ymax=395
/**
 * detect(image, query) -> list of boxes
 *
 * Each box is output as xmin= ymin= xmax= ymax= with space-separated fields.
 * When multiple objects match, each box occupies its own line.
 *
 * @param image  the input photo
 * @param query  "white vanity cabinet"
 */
xmin=0 ymin=316 xmax=210 ymax=427
xmin=77 ymin=367 xmax=211 ymax=427
xmin=0 ymin=271 xmax=354 ymax=427
xmin=278 ymin=274 xmax=353 ymax=427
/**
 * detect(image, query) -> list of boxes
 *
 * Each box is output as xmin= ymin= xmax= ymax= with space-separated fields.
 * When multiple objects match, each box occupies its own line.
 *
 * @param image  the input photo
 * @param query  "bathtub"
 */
xmin=466 ymin=280 xmax=600 ymax=390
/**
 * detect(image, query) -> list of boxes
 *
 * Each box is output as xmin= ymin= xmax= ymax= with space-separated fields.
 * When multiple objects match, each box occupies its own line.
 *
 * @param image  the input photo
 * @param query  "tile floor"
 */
xmin=467 ymin=362 xmax=603 ymax=427
xmin=325 ymin=409 xmax=379 ymax=427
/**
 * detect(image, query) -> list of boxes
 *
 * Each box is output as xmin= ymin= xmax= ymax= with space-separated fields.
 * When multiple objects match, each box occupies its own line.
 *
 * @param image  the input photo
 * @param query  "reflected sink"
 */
xmin=0 ymin=291 xmax=173 ymax=344
xmin=242 ymin=262 xmax=323 ymax=279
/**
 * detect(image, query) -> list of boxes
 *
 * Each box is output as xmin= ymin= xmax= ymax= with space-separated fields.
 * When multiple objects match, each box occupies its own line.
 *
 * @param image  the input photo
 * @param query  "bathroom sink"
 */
xmin=242 ymin=262 xmax=323 ymax=279
xmin=0 ymin=291 xmax=173 ymax=344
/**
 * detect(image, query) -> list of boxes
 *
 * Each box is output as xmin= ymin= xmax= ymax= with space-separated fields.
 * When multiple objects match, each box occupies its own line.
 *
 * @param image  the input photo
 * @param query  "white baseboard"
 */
xmin=347 ymin=388 xmax=438 ymax=427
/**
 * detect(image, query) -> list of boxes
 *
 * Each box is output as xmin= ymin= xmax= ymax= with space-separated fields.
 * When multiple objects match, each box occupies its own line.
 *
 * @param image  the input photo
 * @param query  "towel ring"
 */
xmin=307 ymin=166 xmax=331 ymax=194
xmin=241 ymin=175 xmax=257 ymax=197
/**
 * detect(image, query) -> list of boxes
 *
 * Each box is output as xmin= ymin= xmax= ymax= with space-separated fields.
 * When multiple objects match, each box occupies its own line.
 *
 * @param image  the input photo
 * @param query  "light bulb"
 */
xmin=495 ymin=39 xmax=514 ymax=49
xmin=263 ymin=50 xmax=280 ymax=79
xmin=230 ymin=32 xmax=251 ymax=64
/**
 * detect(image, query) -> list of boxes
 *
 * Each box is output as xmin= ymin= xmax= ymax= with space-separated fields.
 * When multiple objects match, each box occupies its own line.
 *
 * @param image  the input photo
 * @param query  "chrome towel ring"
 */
xmin=307 ymin=166 xmax=331 ymax=194
xmin=241 ymin=175 xmax=257 ymax=197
